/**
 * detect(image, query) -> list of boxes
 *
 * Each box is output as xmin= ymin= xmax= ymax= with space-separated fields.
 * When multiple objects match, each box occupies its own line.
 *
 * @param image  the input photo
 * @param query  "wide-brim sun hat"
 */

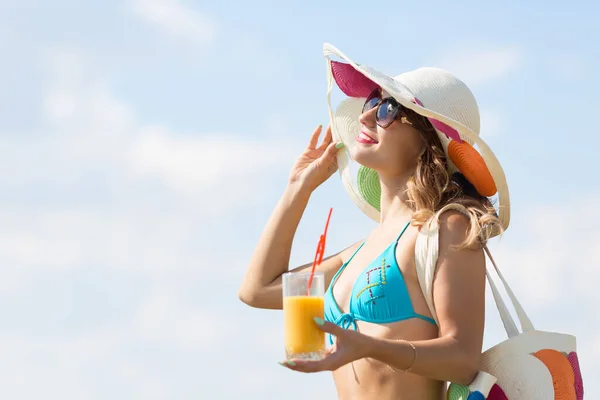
xmin=323 ymin=43 xmax=510 ymax=235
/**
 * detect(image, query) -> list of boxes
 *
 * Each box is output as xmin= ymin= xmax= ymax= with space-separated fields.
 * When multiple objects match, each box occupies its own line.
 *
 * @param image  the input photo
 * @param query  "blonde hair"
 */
xmin=401 ymin=108 xmax=504 ymax=250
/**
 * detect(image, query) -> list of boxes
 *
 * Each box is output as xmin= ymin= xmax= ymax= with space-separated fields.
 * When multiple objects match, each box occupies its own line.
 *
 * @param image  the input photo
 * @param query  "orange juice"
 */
xmin=283 ymin=295 xmax=325 ymax=357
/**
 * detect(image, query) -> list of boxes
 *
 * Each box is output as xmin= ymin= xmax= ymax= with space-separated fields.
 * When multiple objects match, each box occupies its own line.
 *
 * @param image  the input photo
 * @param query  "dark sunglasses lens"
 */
xmin=376 ymin=99 xmax=399 ymax=127
xmin=363 ymin=97 xmax=379 ymax=113
xmin=362 ymin=90 xmax=381 ymax=113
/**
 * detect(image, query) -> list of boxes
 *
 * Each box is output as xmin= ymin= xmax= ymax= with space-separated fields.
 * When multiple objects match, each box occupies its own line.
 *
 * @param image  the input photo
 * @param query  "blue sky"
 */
xmin=0 ymin=0 xmax=598 ymax=398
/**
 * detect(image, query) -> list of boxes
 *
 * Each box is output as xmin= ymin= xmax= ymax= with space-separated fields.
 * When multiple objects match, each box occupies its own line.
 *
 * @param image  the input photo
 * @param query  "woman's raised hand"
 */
xmin=288 ymin=125 xmax=343 ymax=193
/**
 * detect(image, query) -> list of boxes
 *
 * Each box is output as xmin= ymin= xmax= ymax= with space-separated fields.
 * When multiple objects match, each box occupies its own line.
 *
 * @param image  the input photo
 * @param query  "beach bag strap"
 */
xmin=414 ymin=203 xmax=534 ymax=338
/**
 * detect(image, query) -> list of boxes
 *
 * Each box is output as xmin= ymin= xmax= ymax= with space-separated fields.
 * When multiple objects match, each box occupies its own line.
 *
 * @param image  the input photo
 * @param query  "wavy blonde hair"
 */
xmin=401 ymin=108 xmax=504 ymax=250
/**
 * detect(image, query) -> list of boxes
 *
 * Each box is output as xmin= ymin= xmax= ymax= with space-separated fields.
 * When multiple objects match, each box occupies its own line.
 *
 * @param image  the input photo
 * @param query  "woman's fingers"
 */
xmin=317 ymin=125 xmax=333 ymax=151
xmin=278 ymin=347 xmax=345 ymax=373
xmin=322 ymin=140 xmax=344 ymax=162
xmin=307 ymin=125 xmax=323 ymax=150
xmin=279 ymin=359 xmax=328 ymax=373
xmin=313 ymin=141 xmax=342 ymax=177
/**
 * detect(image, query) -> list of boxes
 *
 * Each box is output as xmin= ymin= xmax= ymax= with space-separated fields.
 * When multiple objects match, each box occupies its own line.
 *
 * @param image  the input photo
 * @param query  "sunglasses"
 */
xmin=362 ymin=88 xmax=409 ymax=128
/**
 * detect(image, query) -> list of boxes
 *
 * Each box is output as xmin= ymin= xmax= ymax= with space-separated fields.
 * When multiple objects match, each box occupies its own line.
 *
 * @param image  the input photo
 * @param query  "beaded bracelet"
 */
xmin=386 ymin=339 xmax=417 ymax=373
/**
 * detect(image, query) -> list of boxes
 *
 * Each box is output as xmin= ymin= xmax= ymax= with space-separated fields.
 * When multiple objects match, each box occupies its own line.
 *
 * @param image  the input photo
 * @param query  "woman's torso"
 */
xmin=324 ymin=222 xmax=445 ymax=400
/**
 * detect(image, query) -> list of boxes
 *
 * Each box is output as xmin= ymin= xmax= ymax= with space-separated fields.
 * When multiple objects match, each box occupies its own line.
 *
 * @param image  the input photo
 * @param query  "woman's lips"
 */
xmin=357 ymin=131 xmax=378 ymax=144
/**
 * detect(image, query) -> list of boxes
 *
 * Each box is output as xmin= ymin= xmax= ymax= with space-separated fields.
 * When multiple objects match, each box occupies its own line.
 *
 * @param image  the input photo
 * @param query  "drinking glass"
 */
xmin=282 ymin=271 xmax=326 ymax=360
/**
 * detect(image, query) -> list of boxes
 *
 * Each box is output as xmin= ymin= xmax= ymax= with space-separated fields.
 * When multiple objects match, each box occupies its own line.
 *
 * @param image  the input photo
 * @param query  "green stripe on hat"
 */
xmin=357 ymin=166 xmax=381 ymax=212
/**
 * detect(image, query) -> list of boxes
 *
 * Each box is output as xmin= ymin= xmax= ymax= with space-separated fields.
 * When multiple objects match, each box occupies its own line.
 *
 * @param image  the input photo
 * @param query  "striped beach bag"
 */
xmin=415 ymin=204 xmax=584 ymax=400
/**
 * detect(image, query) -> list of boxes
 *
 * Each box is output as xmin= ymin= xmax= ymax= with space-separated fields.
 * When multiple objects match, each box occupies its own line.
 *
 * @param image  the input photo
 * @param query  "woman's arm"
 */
xmin=238 ymin=183 xmax=356 ymax=310
xmin=368 ymin=211 xmax=485 ymax=384
xmin=238 ymin=183 xmax=310 ymax=309
xmin=238 ymin=125 xmax=351 ymax=310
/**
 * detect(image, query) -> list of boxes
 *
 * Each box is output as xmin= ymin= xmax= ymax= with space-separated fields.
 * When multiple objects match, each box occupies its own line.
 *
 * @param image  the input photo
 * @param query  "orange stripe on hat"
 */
xmin=448 ymin=140 xmax=497 ymax=197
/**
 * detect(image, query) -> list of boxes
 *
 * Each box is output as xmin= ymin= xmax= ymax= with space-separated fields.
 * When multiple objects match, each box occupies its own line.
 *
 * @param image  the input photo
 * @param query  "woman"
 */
xmin=238 ymin=44 xmax=509 ymax=400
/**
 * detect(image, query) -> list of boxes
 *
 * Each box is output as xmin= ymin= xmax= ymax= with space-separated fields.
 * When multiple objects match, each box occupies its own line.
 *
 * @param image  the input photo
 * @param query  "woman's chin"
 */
xmin=350 ymin=145 xmax=370 ymax=159
xmin=350 ymin=148 xmax=379 ymax=169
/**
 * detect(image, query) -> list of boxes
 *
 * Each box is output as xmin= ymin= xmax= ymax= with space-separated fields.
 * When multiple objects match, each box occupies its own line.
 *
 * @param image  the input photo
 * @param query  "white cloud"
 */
xmin=128 ymin=126 xmax=296 ymax=190
xmin=130 ymin=0 xmax=216 ymax=44
xmin=0 ymin=207 xmax=201 ymax=274
xmin=228 ymin=36 xmax=286 ymax=78
xmin=0 ymin=329 xmax=123 ymax=398
xmin=436 ymin=46 xmax=521 ymax=86
xmin=0 ymin=47 xmax=308 ymax=398
xmin=0 ymin=48 xmax=300 ymax=279
xmin=489 ymin=199 xmax=600 ymax=310
xmin=0 ymin=50 xmax=137 ymax=186
xmin=0 ymin=288 xmax=235 ymax=398
xmin=132 ymin=288 xmax=231 ymax=351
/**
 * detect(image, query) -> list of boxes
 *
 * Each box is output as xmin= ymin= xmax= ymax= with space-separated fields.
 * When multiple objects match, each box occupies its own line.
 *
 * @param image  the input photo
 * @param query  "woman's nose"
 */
xmin=358 ymin=106 xmax=377 ymax=127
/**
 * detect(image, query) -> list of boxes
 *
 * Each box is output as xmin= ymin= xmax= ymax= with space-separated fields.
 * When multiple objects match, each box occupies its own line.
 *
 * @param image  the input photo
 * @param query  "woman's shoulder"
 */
xmin=433 ymin=207 xmax=482 ymax=252
xmin=415 ymin=206 xmax=471 ymax=234
xmin=438 ymin=208 xmax=470 ymax=229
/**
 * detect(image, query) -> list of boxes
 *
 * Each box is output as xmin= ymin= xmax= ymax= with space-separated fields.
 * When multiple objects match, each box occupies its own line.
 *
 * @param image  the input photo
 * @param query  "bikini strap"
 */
xmin=331 ymin=241 xmax=365 ymax=282
xmin=395 ymin=220 xmax=412 ymax=242
xmin=335 ymin=221 xmax=408 ymax=283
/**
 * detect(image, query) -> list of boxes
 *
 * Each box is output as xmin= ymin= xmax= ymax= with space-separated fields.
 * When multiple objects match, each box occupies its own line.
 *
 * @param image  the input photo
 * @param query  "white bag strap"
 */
xmin=414 ymin=204 xmax=534 ymax=338
xmin=483 ymin=246 xmax=535 ymax=335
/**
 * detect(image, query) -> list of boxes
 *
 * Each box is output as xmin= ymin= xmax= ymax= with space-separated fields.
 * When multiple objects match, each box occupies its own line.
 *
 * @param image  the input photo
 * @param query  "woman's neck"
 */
xmin=378 ymin=171 xmax=414 ymax=226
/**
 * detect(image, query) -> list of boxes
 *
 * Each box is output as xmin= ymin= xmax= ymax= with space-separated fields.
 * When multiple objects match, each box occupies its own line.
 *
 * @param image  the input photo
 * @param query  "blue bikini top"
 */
xmin=324 ymin=221 xmax=437 ymax=343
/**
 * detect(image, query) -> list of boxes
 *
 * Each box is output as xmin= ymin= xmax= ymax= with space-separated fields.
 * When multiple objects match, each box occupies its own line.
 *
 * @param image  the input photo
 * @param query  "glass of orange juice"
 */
xmin=282 ymin=271 xmax=326 ymax=361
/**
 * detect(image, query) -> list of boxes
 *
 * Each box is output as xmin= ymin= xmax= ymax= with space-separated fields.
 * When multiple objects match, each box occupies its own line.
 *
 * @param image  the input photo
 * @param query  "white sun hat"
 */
xmin=323 ymin=43 xmax=510 ymax=233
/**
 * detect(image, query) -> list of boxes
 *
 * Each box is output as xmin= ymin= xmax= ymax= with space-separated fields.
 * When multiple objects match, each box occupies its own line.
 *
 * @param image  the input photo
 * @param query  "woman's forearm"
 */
xmin=238 ymin=183 xmax=311 ymax=307
xmin=368 ymin=335 xmax=480 ymax=385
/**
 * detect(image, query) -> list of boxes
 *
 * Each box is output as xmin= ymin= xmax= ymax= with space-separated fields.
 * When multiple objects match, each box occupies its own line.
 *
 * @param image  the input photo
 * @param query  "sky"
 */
xmin=0 ymin=0 xmax=599 ymax=398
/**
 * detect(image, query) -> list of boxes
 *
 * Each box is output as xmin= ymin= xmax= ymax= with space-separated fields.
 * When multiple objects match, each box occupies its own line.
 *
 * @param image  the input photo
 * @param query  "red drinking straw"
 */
xmin=306 ymin=207 xmax=333 ymax=295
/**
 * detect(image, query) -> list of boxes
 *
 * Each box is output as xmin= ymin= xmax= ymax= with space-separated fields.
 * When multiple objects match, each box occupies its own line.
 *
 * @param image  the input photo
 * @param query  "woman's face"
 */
xmin=350 ymin=90 xmax=425 ymax=176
